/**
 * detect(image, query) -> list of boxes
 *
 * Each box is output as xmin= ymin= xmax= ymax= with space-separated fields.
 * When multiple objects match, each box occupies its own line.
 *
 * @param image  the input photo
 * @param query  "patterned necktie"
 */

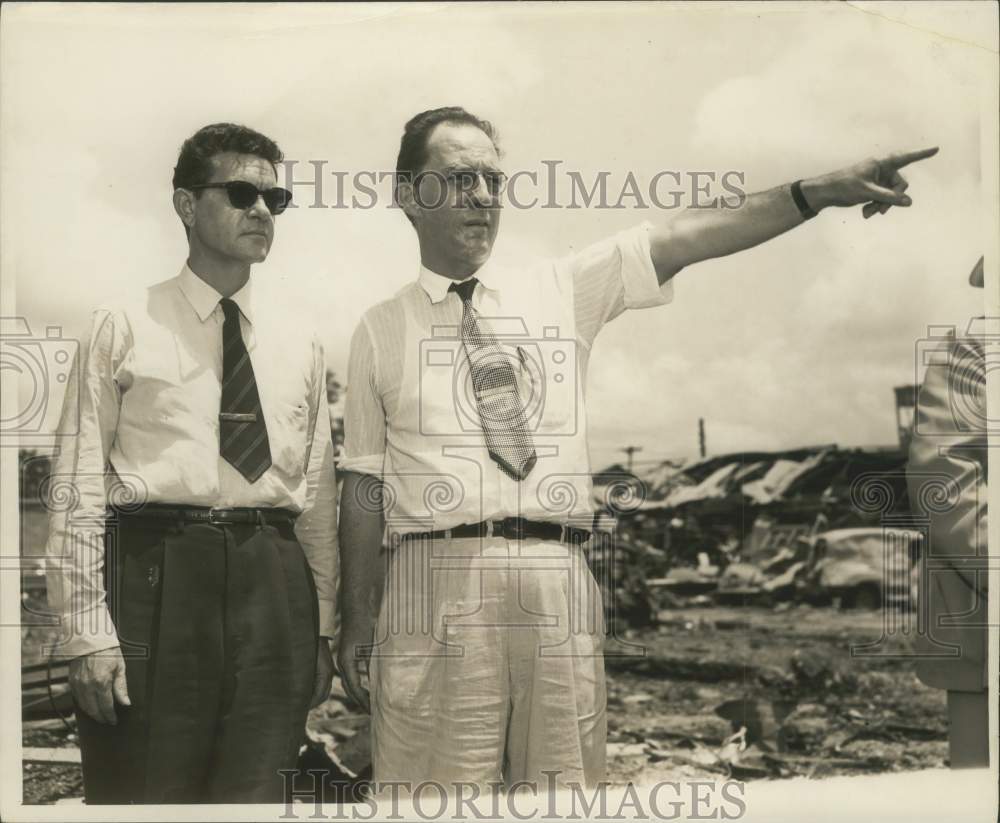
xmin=219 ymin=298 xmax=272 ymax=483
xmin=450 ymin=278 xmax=537 ymax=480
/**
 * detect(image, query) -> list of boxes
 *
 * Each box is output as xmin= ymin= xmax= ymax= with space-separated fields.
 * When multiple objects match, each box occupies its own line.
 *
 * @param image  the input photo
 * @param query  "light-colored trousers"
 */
xmin=370 ymin=535 xmax=607 ymax=791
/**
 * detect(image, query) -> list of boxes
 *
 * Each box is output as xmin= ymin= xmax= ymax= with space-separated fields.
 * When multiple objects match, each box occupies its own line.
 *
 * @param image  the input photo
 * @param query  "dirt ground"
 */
xmin=21 ymin=604 xmax=948 ymax=803
xmin=602 ymin=604 xmax=948 ymax=784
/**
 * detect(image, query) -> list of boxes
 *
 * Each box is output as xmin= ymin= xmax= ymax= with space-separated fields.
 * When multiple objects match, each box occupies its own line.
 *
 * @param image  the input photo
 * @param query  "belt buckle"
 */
xmin=206 ymin=507 xmax=227 ymax=525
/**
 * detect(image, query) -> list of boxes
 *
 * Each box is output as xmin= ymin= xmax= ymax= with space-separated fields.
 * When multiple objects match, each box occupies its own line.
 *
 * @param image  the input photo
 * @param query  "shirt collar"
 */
xmin=177 ymin=264 xmax=255 ymax=324
xmin=418 ymin=257 xmax=503 ymax=305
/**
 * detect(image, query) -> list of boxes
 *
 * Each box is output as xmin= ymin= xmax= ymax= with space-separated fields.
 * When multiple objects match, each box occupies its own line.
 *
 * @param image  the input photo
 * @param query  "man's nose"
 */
xmin=466 ymin=173 xmax=496 ymax=207
xmin=247 ymin=193 xmax=273 ymax=220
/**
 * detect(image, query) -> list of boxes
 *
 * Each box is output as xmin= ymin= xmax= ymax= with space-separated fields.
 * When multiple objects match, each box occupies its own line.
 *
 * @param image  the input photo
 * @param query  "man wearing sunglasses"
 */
xmin=45 ymin=123 xmax=338 ymax=803
xmin=336 ymin=105 xmax=939 ymax=794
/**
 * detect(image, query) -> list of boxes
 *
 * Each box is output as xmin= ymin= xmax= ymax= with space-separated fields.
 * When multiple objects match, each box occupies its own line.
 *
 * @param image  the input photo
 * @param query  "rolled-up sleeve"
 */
xmin=338 ymin=318 xmax=386 ymax=478
xmin=294 ymin=336 xmax=340 ymax=640
xmin=563 ymin=221 xmax=674 ymax=348
xmin=45 ymin=309 xmax=127 ymax=660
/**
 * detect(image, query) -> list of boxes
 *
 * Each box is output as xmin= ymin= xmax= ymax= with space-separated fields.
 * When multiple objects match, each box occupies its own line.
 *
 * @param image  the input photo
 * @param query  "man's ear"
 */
xmin=397 ymin=180 xmax=421 ymax=224
xmin=173 ymin=188 xmax=197 ymax=230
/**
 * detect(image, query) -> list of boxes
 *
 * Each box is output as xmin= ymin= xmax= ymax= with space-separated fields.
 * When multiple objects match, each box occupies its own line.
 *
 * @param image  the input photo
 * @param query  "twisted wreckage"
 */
xmin=589 ymin=445 xmax=922 ymax=626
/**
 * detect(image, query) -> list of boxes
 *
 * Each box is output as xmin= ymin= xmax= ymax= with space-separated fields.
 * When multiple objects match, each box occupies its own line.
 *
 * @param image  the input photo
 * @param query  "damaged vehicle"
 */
xmin=800 ymin=527 xmax=922 ymax=610
xmin=716 ymin=527 xmax=921 ymax=610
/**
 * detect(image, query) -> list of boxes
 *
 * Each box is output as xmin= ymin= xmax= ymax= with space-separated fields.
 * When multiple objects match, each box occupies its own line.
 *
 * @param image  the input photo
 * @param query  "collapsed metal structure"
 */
xmin=589 ymin=446 xmax=915 ymax=624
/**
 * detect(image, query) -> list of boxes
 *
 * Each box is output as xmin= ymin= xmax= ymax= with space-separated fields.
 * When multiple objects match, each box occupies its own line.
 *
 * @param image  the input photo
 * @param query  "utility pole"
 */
xmin=698 ymin=418 xmax=706 ymax=458
xmin=621 ymin=445 xmax=642 ymax=473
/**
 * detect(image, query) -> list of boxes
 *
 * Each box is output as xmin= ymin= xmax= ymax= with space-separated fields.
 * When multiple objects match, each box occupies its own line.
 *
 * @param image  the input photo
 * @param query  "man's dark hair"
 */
xmin=172 ymin=123 xmax=283 ymax=191
xmin=394 ymin=106 xmax=499 ymax=221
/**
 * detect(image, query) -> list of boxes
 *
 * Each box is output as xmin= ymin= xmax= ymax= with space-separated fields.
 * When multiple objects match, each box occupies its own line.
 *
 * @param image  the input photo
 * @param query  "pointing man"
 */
xmin=337 ymin=105 xmax=937 ymax=790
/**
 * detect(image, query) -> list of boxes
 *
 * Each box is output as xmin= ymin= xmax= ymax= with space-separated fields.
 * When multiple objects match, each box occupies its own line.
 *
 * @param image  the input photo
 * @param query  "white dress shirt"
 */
xmin=340 ymin=222 xmax=672 ymax=536
xmin=45 ymin=265 xmax=339 ymax=658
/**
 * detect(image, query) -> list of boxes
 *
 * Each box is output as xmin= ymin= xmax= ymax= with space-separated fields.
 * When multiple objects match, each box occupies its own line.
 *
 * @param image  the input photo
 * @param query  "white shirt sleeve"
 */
xmin=45 ymin=309 xmax=127 ymax=659
xmin=293 ymin=336 xmax=340 ymax=640
xmin=338 ymin=318 xmax=387 ymax=478
xmin=565 ymin=221 xmax=674 ymax=349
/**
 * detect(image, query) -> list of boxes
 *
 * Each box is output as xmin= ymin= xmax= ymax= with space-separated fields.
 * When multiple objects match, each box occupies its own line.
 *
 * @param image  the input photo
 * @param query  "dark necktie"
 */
xmin=219 ymin=298 xmax=272 ymax=483
xmin=450 ymin=278 xmax=537 ymax=480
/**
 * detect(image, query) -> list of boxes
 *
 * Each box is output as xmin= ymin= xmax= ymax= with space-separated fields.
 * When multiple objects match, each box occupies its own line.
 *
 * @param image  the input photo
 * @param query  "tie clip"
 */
xmin=474 ymin=384 xmax=516 ymax=401
xmin=219 ymin=412 xmax=258 ymax=423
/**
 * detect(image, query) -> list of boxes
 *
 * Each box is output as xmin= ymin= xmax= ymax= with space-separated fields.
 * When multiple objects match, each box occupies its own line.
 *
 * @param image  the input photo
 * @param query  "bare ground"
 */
xmin=21 ymin=604 xmax=948 ymax=803
xmin=603 ymin=604 xmax=947 ymax=784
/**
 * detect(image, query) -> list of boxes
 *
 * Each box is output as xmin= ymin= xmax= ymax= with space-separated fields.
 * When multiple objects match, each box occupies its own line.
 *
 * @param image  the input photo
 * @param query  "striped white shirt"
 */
xmin=340 ymin=222 xmax=673 ymax=535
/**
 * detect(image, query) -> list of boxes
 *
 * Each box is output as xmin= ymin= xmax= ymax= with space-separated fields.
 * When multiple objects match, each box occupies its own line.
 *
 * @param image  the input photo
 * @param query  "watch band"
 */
xmin=791 ymin=179 xmax=818 ymax=219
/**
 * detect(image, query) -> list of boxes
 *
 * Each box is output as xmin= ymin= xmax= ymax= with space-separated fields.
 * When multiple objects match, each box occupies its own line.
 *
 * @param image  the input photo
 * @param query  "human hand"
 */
xmin=68 ymin=646 xmax=130 ymax=725
xmin=800 ymin=147 xmax=939 ymax=219
xmin=310 ymin=639 xmax=336 ymax=708
xmin=336 ymin=620 xmax=373 ymax=714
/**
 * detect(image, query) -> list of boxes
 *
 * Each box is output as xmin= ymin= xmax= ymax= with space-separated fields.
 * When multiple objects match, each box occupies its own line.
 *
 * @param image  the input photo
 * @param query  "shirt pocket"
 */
xmin=269 ymin=400 xmax=311 ymax=476
xmin=412 ymin=336 xmax=472 ymax=439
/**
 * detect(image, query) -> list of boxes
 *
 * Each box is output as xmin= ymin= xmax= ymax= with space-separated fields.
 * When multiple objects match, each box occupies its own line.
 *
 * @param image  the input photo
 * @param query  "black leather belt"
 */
xmin=399 ymin=517 xmax=591 ymax=544
xmin=112 ymin=504 xmax=299 ymax=526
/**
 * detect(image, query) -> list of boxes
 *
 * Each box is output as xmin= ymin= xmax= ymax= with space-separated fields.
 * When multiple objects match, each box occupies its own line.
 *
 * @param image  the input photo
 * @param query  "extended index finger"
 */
xmin=884 ymin=146 xmax=939 ymax=169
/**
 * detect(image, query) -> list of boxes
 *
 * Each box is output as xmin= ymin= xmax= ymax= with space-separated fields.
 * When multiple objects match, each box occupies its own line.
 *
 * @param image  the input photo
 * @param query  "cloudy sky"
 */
xmin=2 ymin=2 xmax=997 ymax=470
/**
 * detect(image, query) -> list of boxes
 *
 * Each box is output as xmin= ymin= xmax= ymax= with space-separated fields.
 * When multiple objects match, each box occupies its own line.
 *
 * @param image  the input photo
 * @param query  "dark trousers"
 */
xmin=75 ymin=515 xmax=318 ymax=804
xmin=946 ymin=690 xmax=990 ymax=769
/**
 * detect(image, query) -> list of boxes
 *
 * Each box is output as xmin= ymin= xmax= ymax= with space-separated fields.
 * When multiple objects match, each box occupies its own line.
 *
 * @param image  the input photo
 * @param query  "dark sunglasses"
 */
xmin=188 ymin=181 xmax=293 ymax=215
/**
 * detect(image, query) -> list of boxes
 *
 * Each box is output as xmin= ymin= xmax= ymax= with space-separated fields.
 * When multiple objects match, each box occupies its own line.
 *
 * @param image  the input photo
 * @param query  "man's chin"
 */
xmin=462 ymin=243 xmax=494 ymax=269
xmin=237 ymin=246 xmax=270 ymax=265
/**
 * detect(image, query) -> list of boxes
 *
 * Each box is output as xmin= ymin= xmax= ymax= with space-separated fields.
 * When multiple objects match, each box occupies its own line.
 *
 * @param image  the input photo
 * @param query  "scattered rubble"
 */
xmin=19 ymin=437 xmax=949 ymax=803
xmin=603 ymin=606 xmax=948 ymax=784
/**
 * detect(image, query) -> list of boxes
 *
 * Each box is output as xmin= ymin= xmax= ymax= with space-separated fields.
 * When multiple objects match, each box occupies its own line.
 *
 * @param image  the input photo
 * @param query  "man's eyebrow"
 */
xmin=442 ymin=164 xmax=503 ymax=174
